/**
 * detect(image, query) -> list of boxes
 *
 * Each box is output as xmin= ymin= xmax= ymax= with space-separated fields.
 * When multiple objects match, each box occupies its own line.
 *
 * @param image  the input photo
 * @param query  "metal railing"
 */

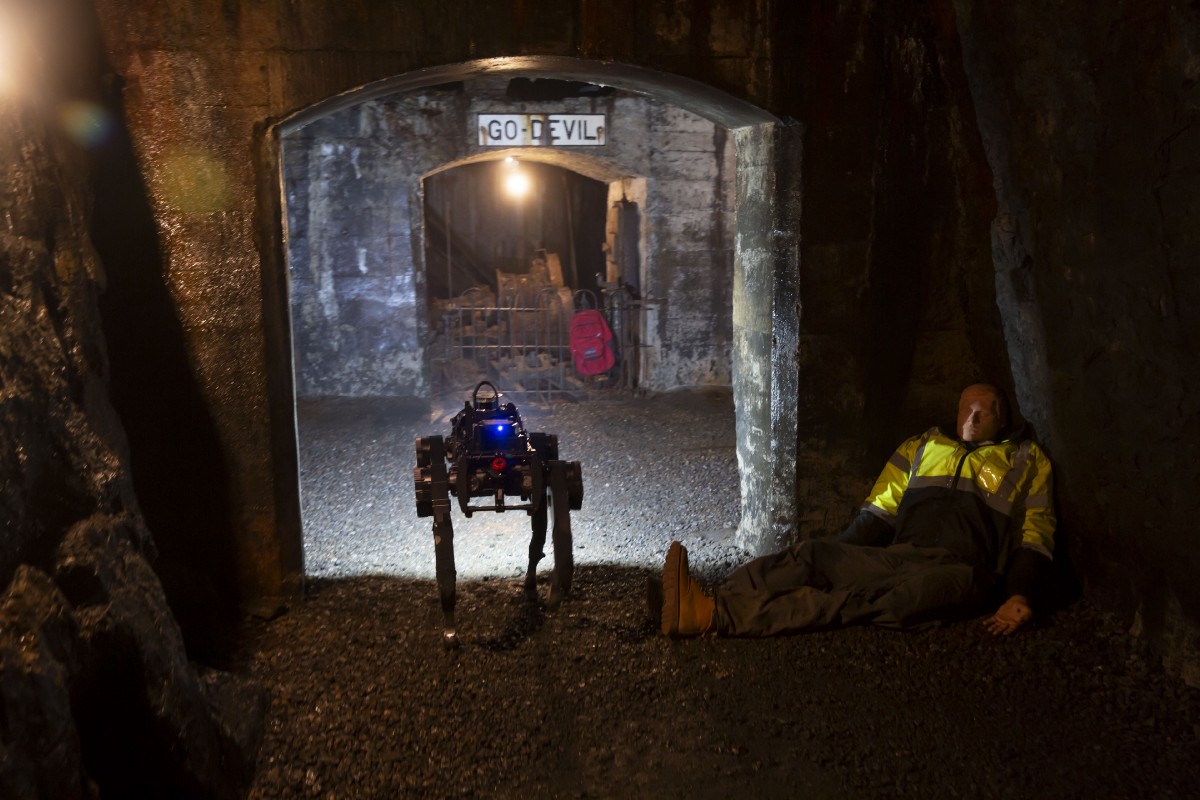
xmin=432 ymin=287 xmax=580 ymax=404
xmin=430 ymin=284 xmax=662 ymax=404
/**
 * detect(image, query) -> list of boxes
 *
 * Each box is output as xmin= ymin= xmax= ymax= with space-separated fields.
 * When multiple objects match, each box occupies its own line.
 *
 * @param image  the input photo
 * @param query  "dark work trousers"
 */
xmin=713 ymin=540 xmax=994 ymax=636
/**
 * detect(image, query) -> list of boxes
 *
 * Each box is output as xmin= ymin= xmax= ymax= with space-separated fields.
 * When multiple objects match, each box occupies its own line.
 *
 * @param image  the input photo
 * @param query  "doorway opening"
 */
xmin=424 ymin=159 xmax=654 ymax=402
xmin=270 ymin=58 xmax=793 ymax=586
xmin=424 ymin=160 xmax=607 ymax=303
xmin=425 ymin=160 xmax=604 ymax=402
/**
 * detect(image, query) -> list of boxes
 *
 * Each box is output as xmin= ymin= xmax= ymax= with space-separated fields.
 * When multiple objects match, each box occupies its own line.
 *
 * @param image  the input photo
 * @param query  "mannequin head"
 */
xmin=957 ymin=383 xmax=1007 ymax=442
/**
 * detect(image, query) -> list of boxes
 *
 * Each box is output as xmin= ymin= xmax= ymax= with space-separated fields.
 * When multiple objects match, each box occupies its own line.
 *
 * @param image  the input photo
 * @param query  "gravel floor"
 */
xmin=241 ymin=390 xmax=1200 ymax=799
xmin=295 ymin=387 xmax=750 ymax=584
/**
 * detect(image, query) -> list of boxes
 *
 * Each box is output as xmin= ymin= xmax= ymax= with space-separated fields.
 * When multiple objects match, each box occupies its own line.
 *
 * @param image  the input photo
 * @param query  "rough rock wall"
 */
xmin=0 ymin=1 xmax=264 ymax=795
xmin=785 ymin=0 xmax=1200 ymax=683
xmin=785 ymin=1 xmax=1005 ymax=537
xmin=90 ymin=0 xmax=310 ymax=623
xmin=954 ymin=0 xmax=1200 ymax=683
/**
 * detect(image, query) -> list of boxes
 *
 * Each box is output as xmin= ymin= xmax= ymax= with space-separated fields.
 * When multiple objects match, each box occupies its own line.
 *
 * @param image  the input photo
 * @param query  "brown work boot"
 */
xmin=661 ymin=541 xmax=715 ymax=637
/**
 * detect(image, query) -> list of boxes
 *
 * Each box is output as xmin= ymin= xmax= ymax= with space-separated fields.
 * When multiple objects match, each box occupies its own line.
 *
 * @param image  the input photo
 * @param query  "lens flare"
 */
xmin=0 ymin=12 xmax=20 ymax=97
xmin=58 ymin=101 xmax=115 ymax=148
xmin=160 ymin=149 xmax=232 ymax=213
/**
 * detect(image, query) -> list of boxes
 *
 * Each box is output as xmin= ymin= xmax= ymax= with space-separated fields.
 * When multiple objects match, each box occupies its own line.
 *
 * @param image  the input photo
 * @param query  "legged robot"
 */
xmin=414 ymin=382 xmax=583 ymax=645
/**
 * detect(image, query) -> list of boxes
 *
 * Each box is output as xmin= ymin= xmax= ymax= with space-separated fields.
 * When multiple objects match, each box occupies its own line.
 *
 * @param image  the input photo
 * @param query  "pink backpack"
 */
xmin=568 ymin=308 xmax=615 ymax=376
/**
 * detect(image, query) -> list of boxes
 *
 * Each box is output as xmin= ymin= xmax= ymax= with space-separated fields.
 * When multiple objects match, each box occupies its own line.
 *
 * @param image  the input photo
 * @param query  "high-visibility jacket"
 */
xmin=840 ymin=426 xmax=1055 ymax=599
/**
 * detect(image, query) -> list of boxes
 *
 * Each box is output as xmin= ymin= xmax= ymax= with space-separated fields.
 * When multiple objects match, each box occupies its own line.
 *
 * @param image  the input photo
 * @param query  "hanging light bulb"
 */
xmin=503 ymin=157 xmax=530 ymax=199
xmin=505 ymin=170 xmax=530 ymax=198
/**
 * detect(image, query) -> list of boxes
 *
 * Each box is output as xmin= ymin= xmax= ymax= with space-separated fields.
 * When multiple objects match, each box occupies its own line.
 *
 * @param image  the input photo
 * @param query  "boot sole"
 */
xmin=662 ymin=541 xmax=685 ymax=636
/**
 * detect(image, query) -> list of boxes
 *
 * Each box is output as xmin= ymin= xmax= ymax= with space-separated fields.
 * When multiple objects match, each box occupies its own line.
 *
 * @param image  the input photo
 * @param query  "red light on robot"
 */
xmin=491 ymin=457 xmax=507 ymax=472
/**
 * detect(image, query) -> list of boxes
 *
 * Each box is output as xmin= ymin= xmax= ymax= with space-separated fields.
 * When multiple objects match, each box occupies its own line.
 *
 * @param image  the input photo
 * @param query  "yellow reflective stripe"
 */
xmin=1023 ymin=493 xmax=1051 ymax=509
xmin=960 ymin=479 xmax=1017 ymax=515
xmin=863 ymin=503 xmax=895 ymax=522
xmin=909 ymin=475 xmax=954 ymax=490
xmin=865 ymin=464 xmax=907 ymax=515
xmin=863 ymin=433 xmax=925 ymax=516
xmin=994 ymin=440 xmax=1032 ymax=502
xmin=866 ymin=428 xmax=1058 ymax=558
xmin=1020 ymin=506 xmax=1056 ymax=551
xmin=909 ymin=476 xmax=1017 ymax=515
xmin=908 ymin=429 xmax=938 ymax=477
xmin=911 ymin=438 xmax=971 ymax=481
xmin=1025 ymin=447 xmax=1054 ymax=500
xmin=1016 ymin=443 xmax=1056 ymax=553
xmin=979 ymin=486 xmax=1013 ymax=515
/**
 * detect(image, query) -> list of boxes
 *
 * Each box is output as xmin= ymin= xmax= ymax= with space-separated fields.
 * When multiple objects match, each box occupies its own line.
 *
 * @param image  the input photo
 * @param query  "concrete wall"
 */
xmin=283 ymin=114 xmax=428 ymax=399
xmin=283 ymin=77 xmax=735 ymax=398
xmin=732 ymin=122 xmax=802 ymax=552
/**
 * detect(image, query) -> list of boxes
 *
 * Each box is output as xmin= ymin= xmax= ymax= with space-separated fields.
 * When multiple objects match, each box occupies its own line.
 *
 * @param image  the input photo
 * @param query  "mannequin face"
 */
xmin=957 ymin=385 xmax=1005 ymax=442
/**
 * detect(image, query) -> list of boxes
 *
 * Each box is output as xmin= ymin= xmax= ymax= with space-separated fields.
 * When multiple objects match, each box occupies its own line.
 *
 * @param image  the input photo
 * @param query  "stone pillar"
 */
xmin=732 ymin=122 xmax=803 ymax=555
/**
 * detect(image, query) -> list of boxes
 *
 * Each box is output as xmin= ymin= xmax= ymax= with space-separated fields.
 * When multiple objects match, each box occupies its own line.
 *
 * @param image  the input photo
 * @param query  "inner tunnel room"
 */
xmin=2 ymin=1 xmax=1199 ymax=797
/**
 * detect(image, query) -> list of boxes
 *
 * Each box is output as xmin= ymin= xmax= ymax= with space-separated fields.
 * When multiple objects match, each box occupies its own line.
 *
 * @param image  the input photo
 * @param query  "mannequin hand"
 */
xmin=984 ymin=595 xmax=1032 ymax=636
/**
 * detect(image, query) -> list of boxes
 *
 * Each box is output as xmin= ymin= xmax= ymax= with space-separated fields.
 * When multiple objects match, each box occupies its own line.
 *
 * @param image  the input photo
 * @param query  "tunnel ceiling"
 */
xmin=425 ymin=147 xmax=630 ymax=184
xmin=279 ymin=55 xmax=779 ymax=136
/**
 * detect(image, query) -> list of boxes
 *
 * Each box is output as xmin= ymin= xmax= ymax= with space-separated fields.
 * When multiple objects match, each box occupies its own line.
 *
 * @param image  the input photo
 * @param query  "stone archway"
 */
xmin=262 ymin=57 xmax=799 ymax=593
xmin=418 ymin=150 xmax=637 ymax=399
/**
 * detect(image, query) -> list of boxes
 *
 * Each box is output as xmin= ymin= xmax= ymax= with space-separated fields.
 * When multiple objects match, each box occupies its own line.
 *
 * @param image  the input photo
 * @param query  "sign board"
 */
xmin=478 ymin=114 xmax=606 ymax=147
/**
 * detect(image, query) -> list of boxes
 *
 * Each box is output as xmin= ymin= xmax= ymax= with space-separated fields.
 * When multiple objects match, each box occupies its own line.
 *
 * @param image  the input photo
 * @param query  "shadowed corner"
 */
xmin=85 ymin=60 xmax=243 ymax=663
